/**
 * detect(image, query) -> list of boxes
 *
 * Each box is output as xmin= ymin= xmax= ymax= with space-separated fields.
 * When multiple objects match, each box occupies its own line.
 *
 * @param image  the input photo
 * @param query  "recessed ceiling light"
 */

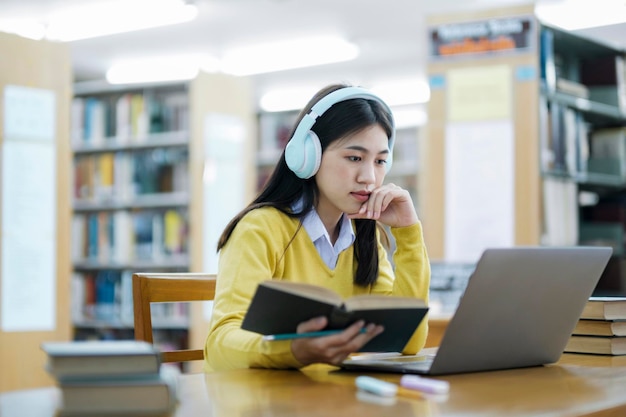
xmin=259 ymin=87 xmax=319 ymax=112
xmin=220 ymin=36 xmax=359 ymax=76
xmin=106 ymin=55 xmax=210 ymax=84
xmin=535 ymin=0 xmax=626 ymax=30
xmin=0 ymin=0 xmax=199 ymax=42
xmin=371 ymin=78 xmax=431 ymax=106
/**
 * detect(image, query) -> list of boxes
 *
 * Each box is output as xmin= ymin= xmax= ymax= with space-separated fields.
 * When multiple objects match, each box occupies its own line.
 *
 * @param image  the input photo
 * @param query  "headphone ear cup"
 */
xmin=285 ymin=130 xmax=322 ymax=179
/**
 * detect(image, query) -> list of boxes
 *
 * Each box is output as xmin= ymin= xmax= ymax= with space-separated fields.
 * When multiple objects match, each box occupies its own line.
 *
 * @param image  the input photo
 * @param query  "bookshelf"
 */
xmin=69 ymin=73 xmax=256 ymax=364
xmin=256 ymin=110 xmax=298 ymax=190
xmin=422 ymin=4 xmax=626 ymax=297
xmin=539 ymin=23 xmax=626 ymax=296
xmin=70 ymin=82 xmax=192 ymax=345
xmin=422 ymin=4 xmax=542 ymax=265
xmin=0 ymin=32 xmax=72 ymax=392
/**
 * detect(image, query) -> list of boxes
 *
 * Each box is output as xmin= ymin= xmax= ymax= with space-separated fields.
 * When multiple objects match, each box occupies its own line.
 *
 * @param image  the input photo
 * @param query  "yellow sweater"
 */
xmin=204 ymin=207 xmax=430 ymax=371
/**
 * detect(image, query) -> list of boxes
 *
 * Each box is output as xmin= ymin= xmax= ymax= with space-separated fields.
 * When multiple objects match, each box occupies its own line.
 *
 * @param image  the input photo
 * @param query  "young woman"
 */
xmin=204 ymin=83 xmax=430 ymax=371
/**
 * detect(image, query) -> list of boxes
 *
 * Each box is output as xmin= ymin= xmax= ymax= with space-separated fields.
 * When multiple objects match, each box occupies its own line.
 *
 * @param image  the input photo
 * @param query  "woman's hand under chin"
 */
xmin=347 ymin=183 xmax=418 ymax=227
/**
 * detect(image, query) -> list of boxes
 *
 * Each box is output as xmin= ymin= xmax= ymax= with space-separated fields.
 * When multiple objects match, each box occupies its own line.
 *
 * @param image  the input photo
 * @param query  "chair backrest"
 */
xmin=132 ymin=272 xmax=216 ymax=363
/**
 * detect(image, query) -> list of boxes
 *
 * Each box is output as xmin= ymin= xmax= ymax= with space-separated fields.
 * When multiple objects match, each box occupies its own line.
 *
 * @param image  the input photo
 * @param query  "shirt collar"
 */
xmin=300 ymin=206 xmax=355 ymax=251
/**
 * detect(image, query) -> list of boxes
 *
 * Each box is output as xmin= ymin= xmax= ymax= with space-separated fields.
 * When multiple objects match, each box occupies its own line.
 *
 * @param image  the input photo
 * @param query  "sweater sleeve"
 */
xmin=371 ymin=221 xmax=431 ymax=354
xmin=203 ymin=210 xmax=303 ymax=371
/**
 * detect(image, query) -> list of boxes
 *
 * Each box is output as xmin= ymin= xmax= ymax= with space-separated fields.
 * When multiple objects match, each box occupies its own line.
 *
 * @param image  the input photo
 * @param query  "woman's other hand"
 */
xmin=290 ymin=316 xmax=384 ymax=366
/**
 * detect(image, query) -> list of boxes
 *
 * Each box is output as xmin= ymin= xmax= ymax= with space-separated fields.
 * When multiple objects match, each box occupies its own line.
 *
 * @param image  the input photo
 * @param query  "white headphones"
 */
xmin=284 ymin=86 xmax=395 ymax=179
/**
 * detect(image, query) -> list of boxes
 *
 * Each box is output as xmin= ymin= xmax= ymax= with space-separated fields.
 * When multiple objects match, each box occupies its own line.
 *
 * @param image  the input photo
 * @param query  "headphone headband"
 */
xmin=285 ymin=86 xmax=395 ymax=179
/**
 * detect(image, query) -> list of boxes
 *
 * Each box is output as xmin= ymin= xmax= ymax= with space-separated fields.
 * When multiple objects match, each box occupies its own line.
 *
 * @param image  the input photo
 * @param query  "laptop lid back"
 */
xmin=428 ymin=246 xmax=612 ymax=375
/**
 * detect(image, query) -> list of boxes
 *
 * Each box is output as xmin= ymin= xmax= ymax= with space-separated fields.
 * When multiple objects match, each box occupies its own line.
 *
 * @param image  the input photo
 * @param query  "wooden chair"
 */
xmin=132 ymin=272 xmax=216 ymax=363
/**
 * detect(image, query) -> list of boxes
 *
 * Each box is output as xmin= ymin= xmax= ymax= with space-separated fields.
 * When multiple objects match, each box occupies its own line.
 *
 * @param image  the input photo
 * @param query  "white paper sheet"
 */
xmin=201 ymin=113 xmax=247 ymax=320
xmin=1 ymin=85 xmax=57 ymax=332
xmin=444 ymin=120 xmax=515 ymax=263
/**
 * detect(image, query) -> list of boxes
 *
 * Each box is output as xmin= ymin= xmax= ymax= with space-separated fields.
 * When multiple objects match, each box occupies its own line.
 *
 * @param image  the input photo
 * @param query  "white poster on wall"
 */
xmin=202 ymin=113 xmax=246 ymax=274
xmin=201 ymin=113 xmax=246 ymax=319
xmin=444 ymin=120 xmax=515 ymax=263
xmin=1 ymin=85 xmax=57 ymax=332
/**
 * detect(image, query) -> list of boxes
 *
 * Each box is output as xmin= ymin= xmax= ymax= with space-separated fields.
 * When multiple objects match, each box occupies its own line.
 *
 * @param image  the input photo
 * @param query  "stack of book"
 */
xmin=41 ymin=340 xmax=178 ymax=416
xmin=565 ymin=297 xmax=626 ymax=355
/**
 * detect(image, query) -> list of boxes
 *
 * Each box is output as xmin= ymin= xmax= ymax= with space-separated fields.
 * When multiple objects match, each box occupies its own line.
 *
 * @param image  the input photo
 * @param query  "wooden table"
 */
xmin=2 ymin=354 xmax=626 ymax=417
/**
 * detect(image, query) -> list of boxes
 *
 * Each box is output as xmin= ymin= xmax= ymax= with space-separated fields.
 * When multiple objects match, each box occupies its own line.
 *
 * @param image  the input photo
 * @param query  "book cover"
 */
xmin=580 ymin=297 xmax=626 ymax=320
xmin=241 ymin=280 xmax=428 ymax=353
xmin=42 ymin=340 xmax=161 ymax=380
xmin=556 ymin=78 xmax=589 ymax=99
xmin=57 ymin=366 xmax=179 ymax=416
xmin=565 ymin=335 xmax=626 ymax=355
xmin=580 ymin=55 xmax=620 ymax=86
xmin=572 ymin=319 xmax=626 ymax=336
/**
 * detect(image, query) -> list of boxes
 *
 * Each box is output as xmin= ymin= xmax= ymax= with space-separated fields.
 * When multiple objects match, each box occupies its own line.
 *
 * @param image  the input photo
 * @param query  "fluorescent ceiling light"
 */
xmin=259 ymin=87 xmax=319 ymax=112
xmin=0 ymin=19 xmax=46 ymax=40
xmin=392 ymin=106 xmax=428 ymax=128
xmin=535 ymin=0 xmax=626 ymax=30
xmin=220 ymin=36 xmax=359 ymax=76
xmin=106 ymin=55 xmax=210 ymax=84
xmin=17 ymin=0 xmax=198 ymax=42
xmin=371 ymin=79 xmax=431 ymax=106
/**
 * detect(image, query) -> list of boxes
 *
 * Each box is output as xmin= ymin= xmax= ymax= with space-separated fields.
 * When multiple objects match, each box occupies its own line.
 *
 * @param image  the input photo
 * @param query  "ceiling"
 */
xmin=1 ymin=0 xmax=625 ymax=104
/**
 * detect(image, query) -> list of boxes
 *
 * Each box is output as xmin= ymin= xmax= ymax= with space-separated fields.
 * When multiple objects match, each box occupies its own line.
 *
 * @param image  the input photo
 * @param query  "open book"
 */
xmin=241 ymin=280 xmax=428 ymax=352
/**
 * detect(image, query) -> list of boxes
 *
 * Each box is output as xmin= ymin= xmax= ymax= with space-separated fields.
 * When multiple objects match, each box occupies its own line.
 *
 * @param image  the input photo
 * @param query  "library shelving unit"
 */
xmin=0 ymin=33 xmax=72 ymax=391
xmin=256 ymin=109 xmax=298 ymax=191
xmin=69 ymin=73 xmax=256 ymax=364
xmin=539 ymin=23 xmax=626 ymax=295
xmin=423 ymin=4 xmax=626 ymax=297
xmin=70 ymin=82 xmax=192 ymax=345
xmin=422 ymin=4 xmax=542 ymax=263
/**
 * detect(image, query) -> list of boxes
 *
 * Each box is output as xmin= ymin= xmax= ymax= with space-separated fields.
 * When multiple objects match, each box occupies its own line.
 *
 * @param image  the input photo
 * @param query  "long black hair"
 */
xmin=217 ymin=83 xmax=394 ymax=287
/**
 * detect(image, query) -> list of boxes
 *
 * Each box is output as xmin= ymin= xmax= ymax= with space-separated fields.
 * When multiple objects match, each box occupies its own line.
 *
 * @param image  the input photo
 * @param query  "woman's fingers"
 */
xmin=349 ymin=183 xmax=418 ymax=227
xmin=296 ymin=316 xmax=328 ymax=333
xmin=290 ymin=320 xmax=385 ymax=366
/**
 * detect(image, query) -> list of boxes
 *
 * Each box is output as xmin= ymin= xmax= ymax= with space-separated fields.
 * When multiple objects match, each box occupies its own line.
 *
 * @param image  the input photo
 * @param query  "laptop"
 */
xmin=341 ymin=246 xmax=612 ymax=375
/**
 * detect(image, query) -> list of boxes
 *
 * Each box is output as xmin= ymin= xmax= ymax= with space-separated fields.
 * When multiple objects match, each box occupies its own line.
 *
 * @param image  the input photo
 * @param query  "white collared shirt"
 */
xmin=301 ymin=207 xmax=355 ymax=269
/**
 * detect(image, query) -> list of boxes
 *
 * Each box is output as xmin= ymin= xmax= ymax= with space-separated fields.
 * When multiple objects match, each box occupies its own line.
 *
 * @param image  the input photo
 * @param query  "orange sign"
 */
xmin=430 ymin=16 xmax=534 ymax=58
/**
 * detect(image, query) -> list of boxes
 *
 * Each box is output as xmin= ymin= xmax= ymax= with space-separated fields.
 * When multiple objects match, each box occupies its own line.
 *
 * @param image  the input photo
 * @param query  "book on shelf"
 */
xmin=56 ymin=365 xmax=179 ymax=416
xmin=41 ymin=340 xmax=161 ymax=380
xmin=71 ymin=209 xmax=189 ymax=265
xmin=573 ymin=319 xmax=626 ymax=336
xmin=578 ymin=223 xmax=623 ymax=258
xmin=588 ymin=127 xmax=626 ymax=180
xmin=564 ymin=335 xmax=626 ymax=355
xmin=580 ymin=55 xmax=623 ymax=86
xmin=556 ymin=78 xmax=589 ymax=99
xmin=580 ymin=54 xmax=626 ymax=111
xmin=72 ymin=90 xmax=190 ymax=147
xmin=540 ymin=100 xmax=589 ymax=177
xmin=541 ymin=177 xmax=579 ymax=246
xmin=241 ymin=280 xmax=428 ymax=352
xmin=580 ymin=297 xmax=626 ymax=320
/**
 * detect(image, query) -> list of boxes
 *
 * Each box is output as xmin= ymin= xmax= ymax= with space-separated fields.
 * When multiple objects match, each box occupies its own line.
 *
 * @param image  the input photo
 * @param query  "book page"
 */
xmin=344 ymin=295 xmax=426 ymax=311
xmin=261 ymin=280 xmax=343 ymax=306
